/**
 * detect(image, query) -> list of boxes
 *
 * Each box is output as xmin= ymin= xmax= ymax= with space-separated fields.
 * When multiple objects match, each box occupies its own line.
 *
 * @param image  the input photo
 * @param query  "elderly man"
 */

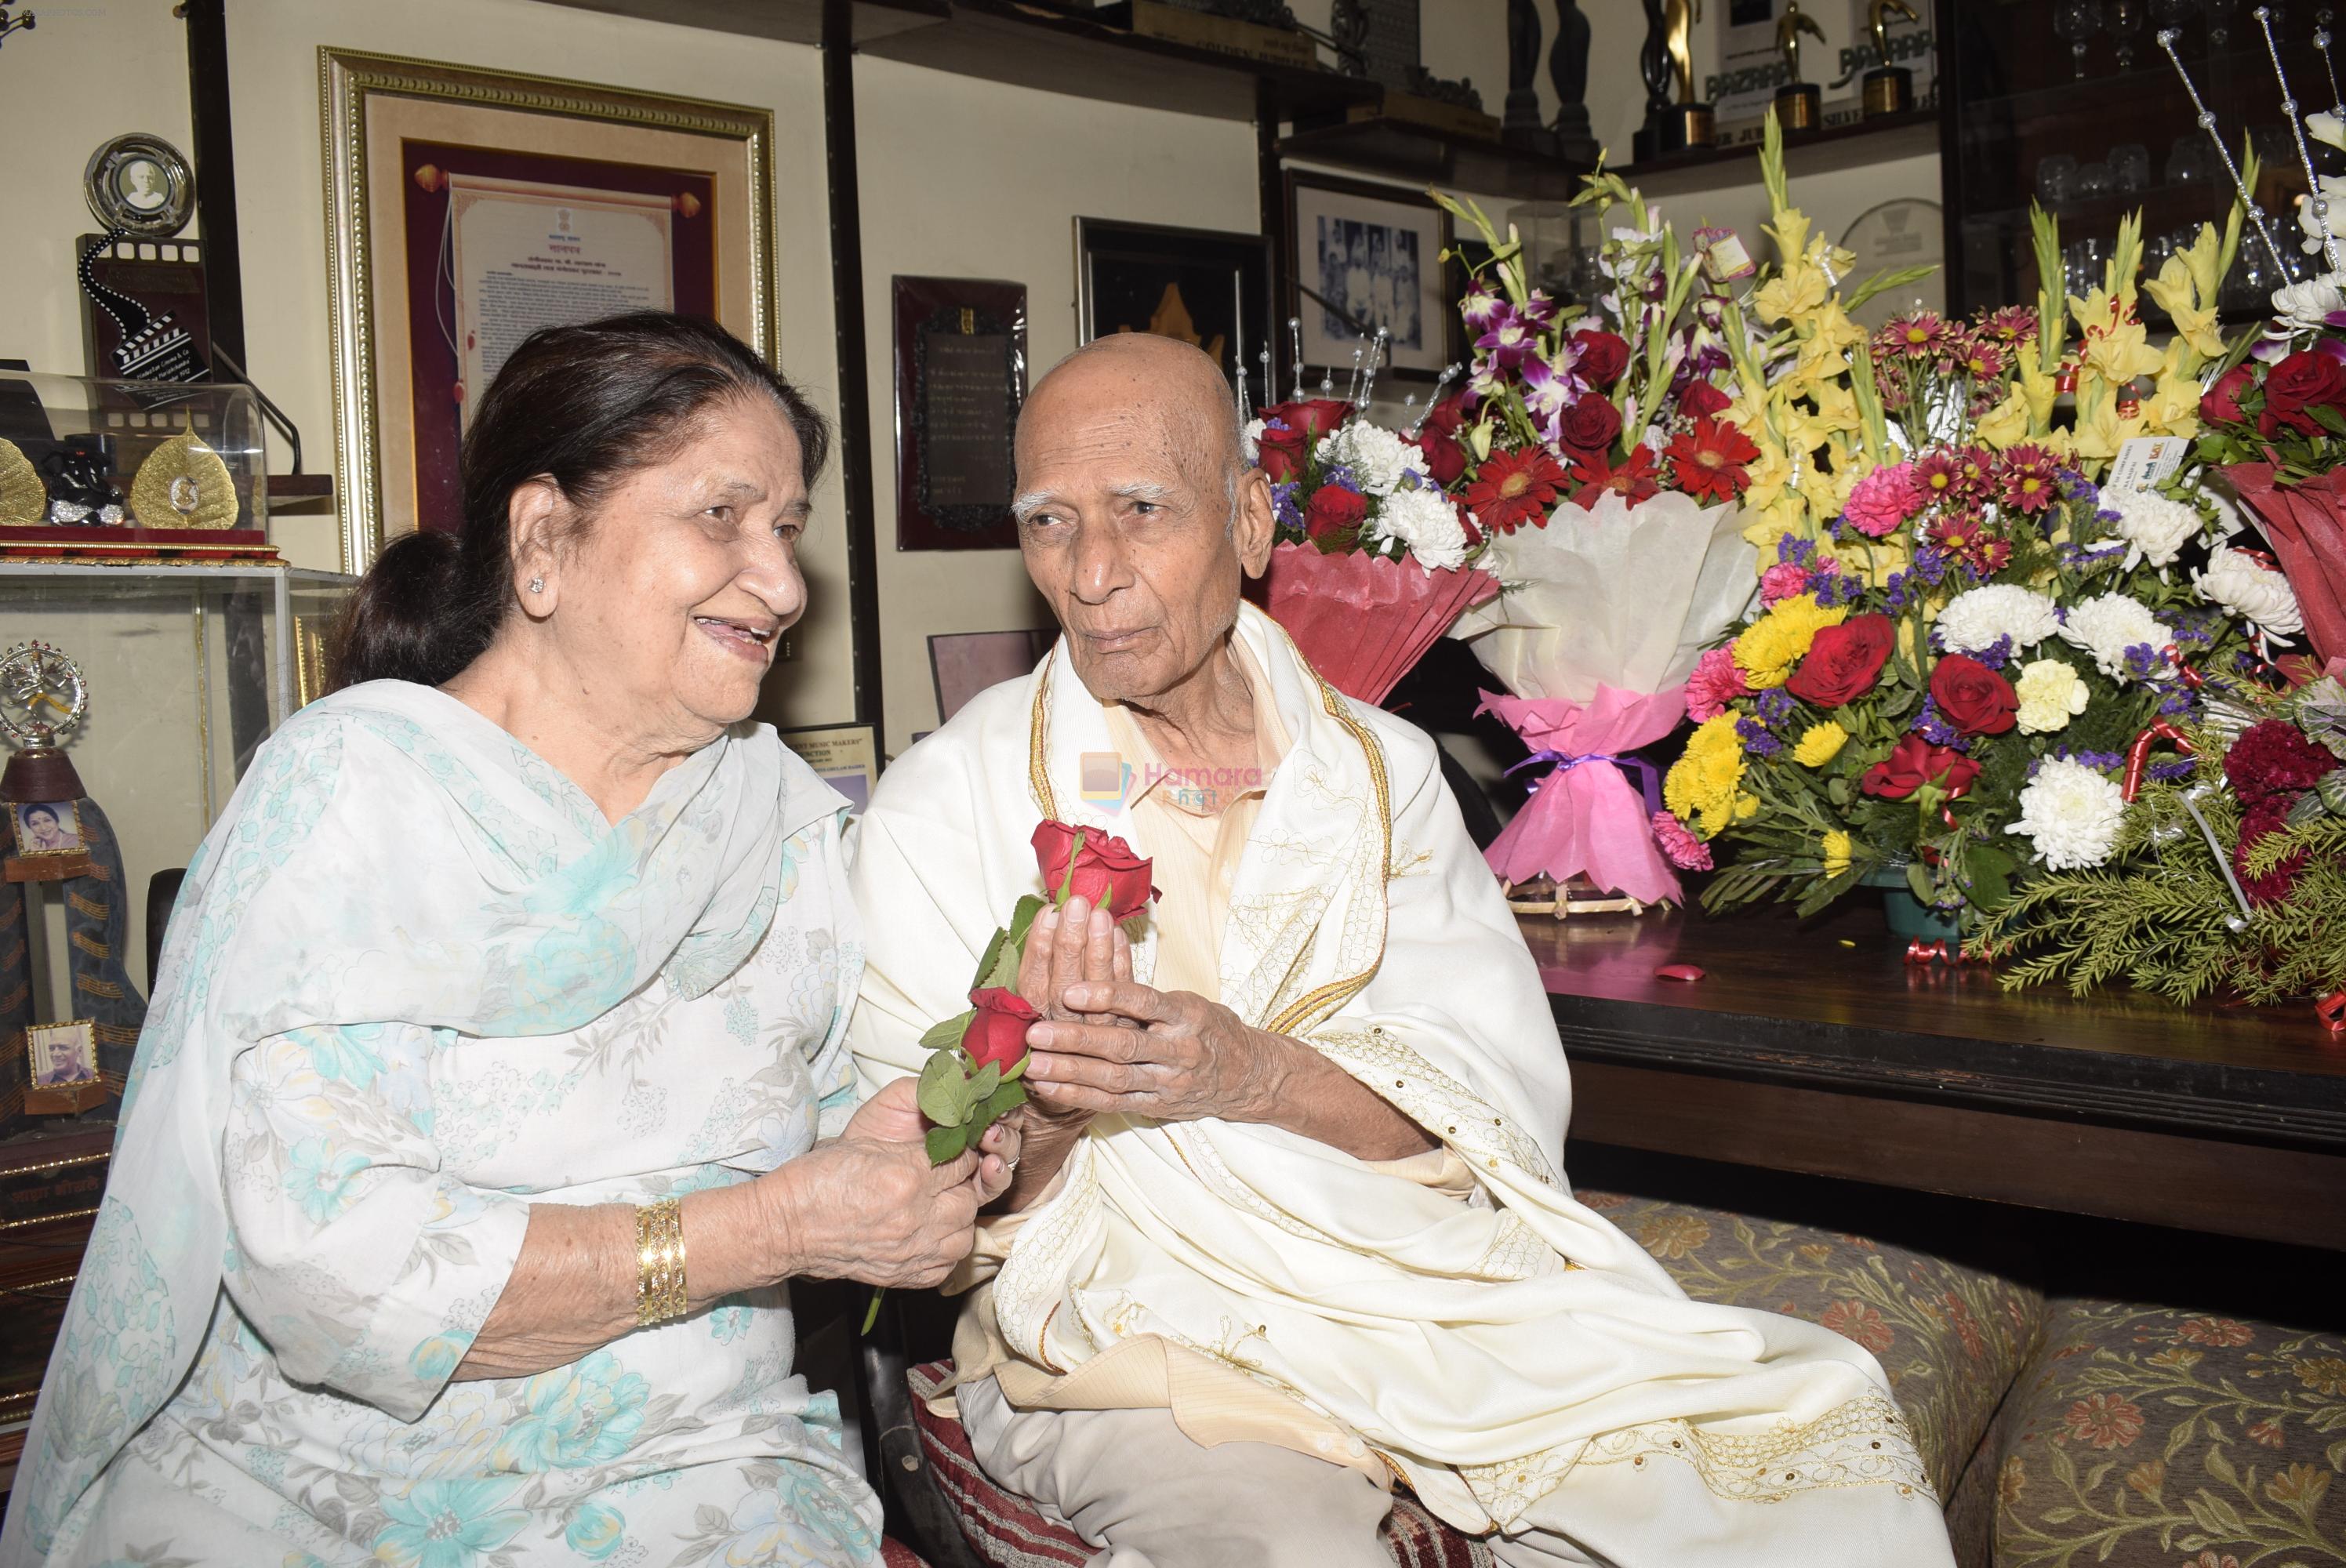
xmin=850 ymin=335 xmax=1954 ymax=1567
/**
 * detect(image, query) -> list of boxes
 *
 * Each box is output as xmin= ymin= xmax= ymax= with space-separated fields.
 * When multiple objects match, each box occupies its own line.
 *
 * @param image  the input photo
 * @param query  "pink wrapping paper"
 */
xmin=1263 ymin=544 xmax=1498 ymax=706
xmin=1476 ymin=684 xmax=1689 ymax=906
xmin=2230 ymin=463 xmax=2346 ymax=668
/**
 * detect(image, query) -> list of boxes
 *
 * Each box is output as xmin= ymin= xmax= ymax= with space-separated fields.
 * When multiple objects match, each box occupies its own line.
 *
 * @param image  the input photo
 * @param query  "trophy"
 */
xmin=1632 ymin=0 xmax=1715 ymax=162
xmin=1773 ymin=0 xmax=1828 ymax=132
xmin=3 ymin=642 xmax=93 ymax=884
xmin=1861 ymin=0 xmax=1920 ymax=117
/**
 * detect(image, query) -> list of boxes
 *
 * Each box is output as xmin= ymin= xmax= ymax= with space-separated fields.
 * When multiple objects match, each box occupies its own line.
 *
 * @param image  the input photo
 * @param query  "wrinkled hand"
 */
xmin=845 ymin=1076 xmax=1021 ymax=1203
xmin=1024 ymin=981 xmax=1288 ymax=1125
xmin=764 ymin=1080 xmax=984 ymax=1288
xmin=1015 ymin=896 xmax=1132 ymax=1136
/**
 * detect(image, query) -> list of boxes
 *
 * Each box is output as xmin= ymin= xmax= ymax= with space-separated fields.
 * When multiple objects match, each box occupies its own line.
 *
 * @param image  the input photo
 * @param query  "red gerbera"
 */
xmin=1912 ymin=452 xmax=1963 ymax=506
xmin=1878 ymin=311 xmax=1951 ymax=361
xmin=1569 ymin=445 xmax=1661 ymax=508
xmin=1979 ymin=304 xmax=2037 ymax=345
xmin=1930 ymin=510 xmax=2011 ymax=575
xmin=1956 ymin=336 xmax=2006 ymax=380
xmin=1998 ymin=445 xmax=2061 ymax=514
xmin=1952 ymin=445 xmax=1997 ymax=503
xmin=1462 ymin=446 xmax=1568 ymax=535
xmin=1662 ymin=416 xmax=1760 ymax=503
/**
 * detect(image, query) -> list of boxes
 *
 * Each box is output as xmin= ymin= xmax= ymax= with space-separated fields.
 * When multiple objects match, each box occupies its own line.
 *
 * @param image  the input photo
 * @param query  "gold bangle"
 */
xmin=634 ymin=1197 xmax=687 ymax=1327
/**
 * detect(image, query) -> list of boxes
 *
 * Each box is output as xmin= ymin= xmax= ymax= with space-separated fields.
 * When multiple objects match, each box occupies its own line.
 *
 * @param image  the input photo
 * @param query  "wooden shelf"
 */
xmin=1616 ymin=106 xmax=1941 ymax=194
xmin=1276 ymin=118 xmax=1596 ymax=202
xmin=532 ymin=0 xmax=947 ymax=49
xmin=855 ymin=0 xmax=1375 ymax=122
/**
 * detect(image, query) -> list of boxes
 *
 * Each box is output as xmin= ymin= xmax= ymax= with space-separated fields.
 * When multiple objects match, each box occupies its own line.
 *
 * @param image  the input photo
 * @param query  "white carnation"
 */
xmin=1241 ymin=418 xmax=1265 ymax=466
xmin=1934 ymin=584 xmax=2062 ymax=655
xmin=1372 ymin=482 xmax=1470 ymax=572
xmin=2059 ymin=591 xmax=2174 ymax=681
xmin=2108 ymin=488 xmax=2205 ymax=574
xmin=2195 ymin=543 xmax=2303 ymax=642
xmin=2006 ymin=757 xmax=2128 ymax=871
xmin=1316 ymin=422 xmax=1422 ymax=499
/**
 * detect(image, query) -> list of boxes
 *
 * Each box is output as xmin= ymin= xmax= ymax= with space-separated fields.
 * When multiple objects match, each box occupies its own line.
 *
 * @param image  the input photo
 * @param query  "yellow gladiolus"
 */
xmin=1975 ymin=385 xmax=2032 ymax=449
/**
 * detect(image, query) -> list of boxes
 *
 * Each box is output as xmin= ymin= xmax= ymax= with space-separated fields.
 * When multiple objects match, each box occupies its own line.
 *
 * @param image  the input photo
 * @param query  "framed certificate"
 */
xmin=321 ymin=50 xmax=779 ymax=572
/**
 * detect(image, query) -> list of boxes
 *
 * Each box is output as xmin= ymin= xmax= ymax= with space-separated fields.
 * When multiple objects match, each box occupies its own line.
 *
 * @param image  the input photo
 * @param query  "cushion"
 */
xmin=1989 ymin=1298 xmax=2346 ymax=1567
xmin=881 ymin=1541 xmax=930 ymax=1568
xmin=1574 ymin=1190 xmax=2048 ymax=1502
xmin=904 ymin=1360 xmax=1492 ymax=1567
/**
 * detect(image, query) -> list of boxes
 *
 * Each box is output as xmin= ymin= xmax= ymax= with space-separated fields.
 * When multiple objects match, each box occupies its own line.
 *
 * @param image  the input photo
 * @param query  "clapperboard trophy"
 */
xmin=75 ymin=134 xmax=210 ymax=394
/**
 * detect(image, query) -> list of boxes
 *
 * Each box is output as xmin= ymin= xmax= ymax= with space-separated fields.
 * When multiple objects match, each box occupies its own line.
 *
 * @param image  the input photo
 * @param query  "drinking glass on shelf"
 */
xmin=2149 ymin=0 xmax=2197 ymax=23
xmin=2065 ymin=235 xmax=2113 ymax=297
xmin=2037 ymin=153 xmax=2080 ymax=206
xmin=2106 ymin=0 xmax=2145 ymax=67
xmin=2076 ymin=161 xmax=2115 ymax=201
xmin=2167 ymin=132 xmax=2215 ymax=188
xmin=2111 ymin=143 xmax=2152 ymax=193
xmin=2054 ymin=0 xmax=2103 ymax=78
xmin=2205 ymin=0 xmax=2238 ymax=45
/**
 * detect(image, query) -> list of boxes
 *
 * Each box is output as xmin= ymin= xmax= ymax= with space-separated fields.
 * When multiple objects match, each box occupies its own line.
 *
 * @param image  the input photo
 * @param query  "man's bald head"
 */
xmin=1009 ymin=333 xmax=1276 ymax=707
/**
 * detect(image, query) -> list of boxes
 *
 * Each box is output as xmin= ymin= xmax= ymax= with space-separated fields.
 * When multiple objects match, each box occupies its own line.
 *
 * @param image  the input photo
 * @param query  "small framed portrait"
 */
xmin=1074 ymin=218 xmax=1273 ymax=394
xmin=83 ymin=133 xmax=196 ymax=239
xmin=9 ymin=800 xmax=83 ymax=858
xmin=1284 ymin=172 xmax=1456 ymax=385
xmin=27 ymin=1021 xmax=100 ymax=1091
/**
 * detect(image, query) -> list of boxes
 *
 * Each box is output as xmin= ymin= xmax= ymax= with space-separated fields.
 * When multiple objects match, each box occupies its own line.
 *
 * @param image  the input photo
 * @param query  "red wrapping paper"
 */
xmin=2229 ymin=463 xmax=2346 ymax=667
xmin=1262 ymin=543 xmax=1498 ymax=706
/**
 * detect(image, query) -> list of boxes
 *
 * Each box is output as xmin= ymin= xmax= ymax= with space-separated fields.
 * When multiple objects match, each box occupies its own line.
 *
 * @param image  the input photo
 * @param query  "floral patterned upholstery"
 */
xmin=1575 ymin=1190 xmax=2049 ymax=1505
xmin=1986 ymin=1298 xmax=2346 ymax=1566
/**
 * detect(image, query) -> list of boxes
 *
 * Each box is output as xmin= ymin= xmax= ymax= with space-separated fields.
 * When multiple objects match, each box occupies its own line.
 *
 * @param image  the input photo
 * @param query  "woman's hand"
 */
xmin=761 ymin=1080 xmax=983 ymax=1288
xmin=845 ymin=1076 xmax=1022 ymax=1203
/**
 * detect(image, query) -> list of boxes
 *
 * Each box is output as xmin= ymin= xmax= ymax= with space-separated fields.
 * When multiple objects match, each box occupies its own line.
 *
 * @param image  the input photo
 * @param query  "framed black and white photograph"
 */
xmin=1073 ymin=218 xmax=1271 ymax=393
xmin=1284 ymin=172 xmax=1454 ymax=385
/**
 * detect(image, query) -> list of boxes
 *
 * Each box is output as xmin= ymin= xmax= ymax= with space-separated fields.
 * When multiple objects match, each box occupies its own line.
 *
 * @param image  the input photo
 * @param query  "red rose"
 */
xmin=1417 ymin=398 xmax=1469 ymax=486
xmin=1680 ymin=381 xmax=1733 ymax=419
xmin=1861 ymin=733 xmax=1982 ymax=801
xmin=1927 ymin=654 xmax=2018 ymax=735
xmin=1785 ymin=613 xmax=1894 ymax=708
xmin=1556 ymin=395 xmax=1623 ymax=458
xmin=1303 ymin=484 xmax=1368 ymax=545
xmin=1030 ymin=819 xmax=1156 ymax=920
xmin=2200 ymin=363 xmax=2256 ymax=426
xmin=1256 ymin=422 xmax=1308 ymax=483
xmin=964 ymin=986 xmax=1038 ymax=1072
xmin=2260 ymin=349 xmax=2346 ymax=437
xmin=1259 ymin=398 xmax=1352 ymax=441
xmin=1571 ymin=329 xmax=1631 ymax=390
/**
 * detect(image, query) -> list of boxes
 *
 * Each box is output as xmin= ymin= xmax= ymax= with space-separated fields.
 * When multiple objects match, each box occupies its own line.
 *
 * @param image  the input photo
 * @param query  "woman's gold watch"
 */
xmin=634 ymin=1196 xmax=688 ymax=1327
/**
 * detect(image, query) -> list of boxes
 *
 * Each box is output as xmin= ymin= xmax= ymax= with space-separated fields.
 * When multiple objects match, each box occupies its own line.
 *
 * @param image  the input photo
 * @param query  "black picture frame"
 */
xmin=1073 ymin=218 xmax=1273 ymax=394
xmin=892 ymin=275 xmax=1028 ymax=551
xmin=1281 ymin=169 xmax=1458 ymax=386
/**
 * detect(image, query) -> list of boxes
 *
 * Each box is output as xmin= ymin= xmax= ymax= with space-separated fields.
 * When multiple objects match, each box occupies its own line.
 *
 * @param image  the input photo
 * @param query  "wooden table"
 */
xmin=1522 ymin=907 xmax=2346 ymax=1250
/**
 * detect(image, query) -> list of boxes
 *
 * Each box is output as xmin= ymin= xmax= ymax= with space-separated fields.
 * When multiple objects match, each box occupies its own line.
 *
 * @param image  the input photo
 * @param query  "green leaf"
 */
xmin=918 ymin=1009 xmax=977 ymax=1052
xmin=973 ymin=1079 xmax=1029 ymax=1130
xmin=925 ymin=1122 xmax=971 ymax=1164
xmin=1055 ymin=829 xmax=1088 ymax=907
xmin=1002 ymin=1053 xmax=1028 ymax=1082
xmin=860 ymin=1287 xmax=884 ymax=1334
xmin=970 ymin=924 xmax=1012 ymax=995
xmin=969 ymin=1062 xmax=1002 ymax=1102
xmin=1905 ymin=860 xmax=1934 ymax=906
xmin=1004 ymin=894 xmax=1047 ymax=953
xmin=917 ymin=1051 xmax=975 ymax=1127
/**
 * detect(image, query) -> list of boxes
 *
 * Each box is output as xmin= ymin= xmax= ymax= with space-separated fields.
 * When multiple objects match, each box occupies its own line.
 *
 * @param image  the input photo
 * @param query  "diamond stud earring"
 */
xmin=528 ymin=576 xmax=545 ymax=594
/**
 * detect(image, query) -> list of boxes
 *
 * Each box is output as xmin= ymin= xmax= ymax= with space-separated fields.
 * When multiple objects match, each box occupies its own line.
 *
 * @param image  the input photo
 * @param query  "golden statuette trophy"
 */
xmin=1861 ymin=0 xmax=1919 ymax=117
xmin=1773 ymin=0 xmax=1827 ymax=132
xmin=2 ymin=641 xmax=93 ymax=883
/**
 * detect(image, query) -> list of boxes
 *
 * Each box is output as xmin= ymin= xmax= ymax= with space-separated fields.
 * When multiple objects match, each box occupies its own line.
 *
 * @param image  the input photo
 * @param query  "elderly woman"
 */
xmin=1 ymin=314 xmax=1011 ymax=1567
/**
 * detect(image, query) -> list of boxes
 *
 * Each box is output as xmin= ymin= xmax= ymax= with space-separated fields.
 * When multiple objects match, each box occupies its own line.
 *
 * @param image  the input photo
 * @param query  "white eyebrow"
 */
xmin=1010 ymin=481 xmax=1176 ymax=524
xmin=1011 ymin=490 xmax=1055 ymax=524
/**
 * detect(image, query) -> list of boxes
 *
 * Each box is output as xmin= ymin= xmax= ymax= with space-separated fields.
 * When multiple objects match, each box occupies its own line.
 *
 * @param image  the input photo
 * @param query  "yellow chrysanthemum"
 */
xmin=1734 ymin=593 xmax=1850 ymax=689
xmin=1821 ymin=829 xmax=1853 ymax=877
xmin=1663 ymin=714 xmax=1747 ymax=838
xmin=1734 ymin=793 xmax=1761 ymax=822
xmin=1792 ymin=720 xmax=1849 ymax=767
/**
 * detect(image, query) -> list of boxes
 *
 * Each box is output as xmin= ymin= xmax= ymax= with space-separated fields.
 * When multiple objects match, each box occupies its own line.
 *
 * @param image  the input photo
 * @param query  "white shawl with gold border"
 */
xmin=851 ymin=605 xmax=1952 ymax=1563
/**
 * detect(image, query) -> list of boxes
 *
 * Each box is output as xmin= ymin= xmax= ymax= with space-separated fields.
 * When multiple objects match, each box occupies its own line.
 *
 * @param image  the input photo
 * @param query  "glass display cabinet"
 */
xmin=1937 ymin=0 xmax=2333 ymax=328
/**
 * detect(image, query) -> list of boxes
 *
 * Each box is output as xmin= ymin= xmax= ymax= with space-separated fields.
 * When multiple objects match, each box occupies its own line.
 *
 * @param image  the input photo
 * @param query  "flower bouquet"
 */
xmin=1433 ymin=140 xmax=1849 ymax=909
xmin=1247 ymin=393 xmax=1496 ymax=706
xmin=1674 ymin=127 xmax=2284 ymax=930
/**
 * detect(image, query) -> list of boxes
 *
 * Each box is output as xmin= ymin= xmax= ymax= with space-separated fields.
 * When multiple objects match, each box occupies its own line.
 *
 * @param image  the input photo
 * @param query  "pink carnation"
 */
xmin=1652 ymin=811 xmax=1713 ymax=871
xmin=1843 ymin=463 xmax=1921 ymax=538
xmin=1760 ymin=562 xmax=1810 ymax=605
xmin=1686 ymin=644 xmax=1751 ymax=722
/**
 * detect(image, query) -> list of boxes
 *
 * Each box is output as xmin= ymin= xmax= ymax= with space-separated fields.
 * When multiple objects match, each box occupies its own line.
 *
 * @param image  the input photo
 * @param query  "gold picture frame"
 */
xmin=319 ymin=49 xmax=781 ymax=574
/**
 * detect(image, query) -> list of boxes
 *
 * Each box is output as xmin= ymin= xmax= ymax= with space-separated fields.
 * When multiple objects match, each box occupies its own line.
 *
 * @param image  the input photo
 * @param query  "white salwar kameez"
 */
xmin=851 ymin=604 xmax=1955 ymax=1567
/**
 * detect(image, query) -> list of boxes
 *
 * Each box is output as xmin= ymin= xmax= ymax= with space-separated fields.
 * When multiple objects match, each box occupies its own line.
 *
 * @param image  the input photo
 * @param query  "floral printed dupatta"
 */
xmin=2 ymin=681 xmax=832 ymax=1562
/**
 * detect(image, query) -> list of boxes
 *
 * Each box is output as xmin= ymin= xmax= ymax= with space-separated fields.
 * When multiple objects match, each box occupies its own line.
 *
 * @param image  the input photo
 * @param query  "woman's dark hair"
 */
xmin=332 ymin=312 xmax=830 ymax=689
